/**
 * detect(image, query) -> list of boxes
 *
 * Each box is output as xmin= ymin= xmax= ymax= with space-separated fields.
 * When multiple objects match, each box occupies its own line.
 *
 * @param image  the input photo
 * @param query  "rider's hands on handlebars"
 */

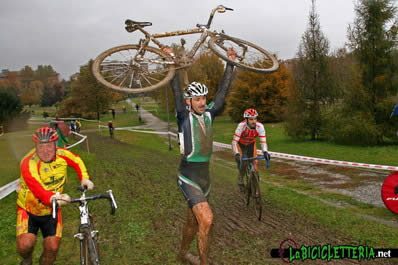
xmin=235 ymin=153 xmax=241 ymax=163
xmin=263 ymin=151 xmax=271 ymax=161
xmin=50 ymin=193 xmax=71 ymax=206
xmin=81 ymin=179 xmax=94 ymax=190
xmin=227 ymin=47 xmax=237 ymax=61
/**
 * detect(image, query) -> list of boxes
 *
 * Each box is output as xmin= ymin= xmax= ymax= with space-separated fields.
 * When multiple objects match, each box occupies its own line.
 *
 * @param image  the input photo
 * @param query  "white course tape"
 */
xmin=120 ymin=129 xmax=398 ymax=171
xmin=0 ymin=179 xmax=19 ymax=200
xmin=0 ymin=131 xmax=88 ymax=200
xmin=66 ymin=131 xmax=87 ymax=149
xmin=211 ymin=141 xmax=398 ymax=171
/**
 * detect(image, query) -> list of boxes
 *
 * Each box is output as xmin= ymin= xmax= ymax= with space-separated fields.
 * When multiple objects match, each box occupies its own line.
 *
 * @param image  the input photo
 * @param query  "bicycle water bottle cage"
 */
xmin=125 ymin=20 xmax=153 ymax=32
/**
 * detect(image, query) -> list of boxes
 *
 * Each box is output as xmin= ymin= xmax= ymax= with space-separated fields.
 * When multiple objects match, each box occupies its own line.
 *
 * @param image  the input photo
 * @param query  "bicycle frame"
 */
xmin=132 ymin=5 xmax=232 ymax=64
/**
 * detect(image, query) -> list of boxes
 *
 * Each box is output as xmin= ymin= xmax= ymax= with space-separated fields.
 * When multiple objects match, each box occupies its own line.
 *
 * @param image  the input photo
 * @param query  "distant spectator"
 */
xmin=111 ymin=108 xmax=116 ymax=119
xmin=108 ymin=120 xmax=114 ymax=138
xmin=75 ymin=120 xmax=81 ymax=133
xmin=70 ymin=120 xmax=76 ymax=132
xmin=135 ymin=104 xmax=140 ymax=112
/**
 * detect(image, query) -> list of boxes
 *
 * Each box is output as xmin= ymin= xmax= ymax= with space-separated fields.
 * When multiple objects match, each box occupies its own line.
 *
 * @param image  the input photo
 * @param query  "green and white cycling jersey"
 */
xmin=171 ymin=63 xmax=234 ymax=163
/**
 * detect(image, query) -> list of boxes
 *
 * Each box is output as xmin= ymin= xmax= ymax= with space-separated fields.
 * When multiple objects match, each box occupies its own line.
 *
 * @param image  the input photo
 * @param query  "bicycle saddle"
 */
xmin=125 ymin=19 xmax=152 ymax=27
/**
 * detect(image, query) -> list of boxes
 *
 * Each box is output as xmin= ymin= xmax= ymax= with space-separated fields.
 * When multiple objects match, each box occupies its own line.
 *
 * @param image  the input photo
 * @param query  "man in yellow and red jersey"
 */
xmin=232 ymin=108 xmax=271 ymax=189
xmin=16 ymin=127 xmax=94 ymax=265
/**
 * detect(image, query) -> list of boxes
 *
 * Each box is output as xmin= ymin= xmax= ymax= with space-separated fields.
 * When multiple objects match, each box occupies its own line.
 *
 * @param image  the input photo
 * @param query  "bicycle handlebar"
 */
xmin=52 ymin=188 xmax=118 ymax=219
xmin=241 ymin=156 xmax=265 ymax=161
xmin=241 ymin=156 xmax=270 ymax=168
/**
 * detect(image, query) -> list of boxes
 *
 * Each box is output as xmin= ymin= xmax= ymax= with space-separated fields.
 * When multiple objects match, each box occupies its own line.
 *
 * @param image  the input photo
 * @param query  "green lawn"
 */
xmin=212 ymin=115 xmax=398 ymax=167
xmin=1 ymin=131 xmax=398 ymax=264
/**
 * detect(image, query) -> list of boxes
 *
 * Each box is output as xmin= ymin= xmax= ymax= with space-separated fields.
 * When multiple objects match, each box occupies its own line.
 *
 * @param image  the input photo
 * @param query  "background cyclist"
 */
xmin=232 ymin=108 xmax=271 ymax=190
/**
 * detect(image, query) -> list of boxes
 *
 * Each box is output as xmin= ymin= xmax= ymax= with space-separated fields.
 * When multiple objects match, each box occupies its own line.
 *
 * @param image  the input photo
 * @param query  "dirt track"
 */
xmin=119 ymin=101 xmax=397 ymax=264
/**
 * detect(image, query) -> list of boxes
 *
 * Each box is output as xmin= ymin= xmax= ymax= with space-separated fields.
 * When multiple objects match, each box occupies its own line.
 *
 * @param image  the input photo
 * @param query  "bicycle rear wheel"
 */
xmin=92 ymin=44 xmax=176 ymax=94
xmin=208 ymin=35 xmax=279 ymax=73
xmin=251 ymin=172 xmax=263 ymax=221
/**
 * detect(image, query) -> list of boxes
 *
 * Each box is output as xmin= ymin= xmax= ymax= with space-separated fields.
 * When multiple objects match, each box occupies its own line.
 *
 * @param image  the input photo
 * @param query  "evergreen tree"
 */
xmin=285 ymin=0 xmax=335 ymax=140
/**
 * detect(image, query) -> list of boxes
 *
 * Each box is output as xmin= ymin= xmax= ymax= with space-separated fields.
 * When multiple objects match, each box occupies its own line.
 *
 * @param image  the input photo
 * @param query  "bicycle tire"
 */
xmin=208 ymin=36 xmax=279 ymax=73
xmin=87 ymin=235 xmax=100 ymax=265
xmin=245 ymin=171 xmax=251 ymax=207
xmin=92 ymin=44 xmax=176 ymax=94
xmin=80 ymin=236 xmax=89 ymax=265
xmin=252 ymin=172 xmax=263 ymax=221
xmin=88 ymin=218 xmax=100 ymax=265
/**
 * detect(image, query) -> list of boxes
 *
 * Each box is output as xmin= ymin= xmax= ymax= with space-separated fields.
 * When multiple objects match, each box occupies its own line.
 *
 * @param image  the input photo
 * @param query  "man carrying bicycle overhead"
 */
xmin=232 ymin=108 xmax=271 ymax=190
xmin=172 ymin=48 xmax=236 ymax=265
xmin=16 ymin=127 xmax=94 ymax=265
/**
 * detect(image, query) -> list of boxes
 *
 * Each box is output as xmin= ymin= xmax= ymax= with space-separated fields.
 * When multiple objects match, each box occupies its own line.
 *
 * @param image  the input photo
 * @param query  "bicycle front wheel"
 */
xmin=88 ymin=219 xmax=100 ymax=265
xmin=92 ymin=45 xmax=176 ymax=94
xmin=208 ymin=36 xmax=279 ymax=73
xmin=251 ymin=172 xmax=263 ymax=221
xmin=80 ymin=237 xmax=89 ymax=265
xmin=245 ymin=172 xmax=251 ymax=207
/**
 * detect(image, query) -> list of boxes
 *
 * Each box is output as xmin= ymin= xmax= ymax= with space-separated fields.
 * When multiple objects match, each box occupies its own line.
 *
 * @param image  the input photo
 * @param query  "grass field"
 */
xmin=140 ymin=100 xmax=398 ymax=167
xmin=1 ymin=130 xmax=398 ymax=264
xmin=1 ymin=101 xmax=398 ymax=264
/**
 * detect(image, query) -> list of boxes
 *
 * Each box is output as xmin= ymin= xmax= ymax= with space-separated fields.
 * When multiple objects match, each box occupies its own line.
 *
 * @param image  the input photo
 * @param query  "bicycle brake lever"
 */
xmin=107 ymin=190 xmax=118 ymax=215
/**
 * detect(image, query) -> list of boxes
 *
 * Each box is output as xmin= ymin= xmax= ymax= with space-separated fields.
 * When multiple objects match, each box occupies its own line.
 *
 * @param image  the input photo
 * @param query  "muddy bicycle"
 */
xmin=241 ymin=156 xmax=269 ymax=221
xmin=52 ymin=187 xmax=117 ymax=265
xmin=92 ymin=5 xmax=279 ymax=94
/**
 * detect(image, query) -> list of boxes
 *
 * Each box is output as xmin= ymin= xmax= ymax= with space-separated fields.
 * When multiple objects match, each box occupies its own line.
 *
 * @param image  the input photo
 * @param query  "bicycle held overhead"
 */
xmin=92 ymin=5 xmax=279 ymax=94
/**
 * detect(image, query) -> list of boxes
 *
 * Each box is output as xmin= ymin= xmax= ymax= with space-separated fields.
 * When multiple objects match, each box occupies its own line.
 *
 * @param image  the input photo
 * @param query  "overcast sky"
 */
xmin=0 ymin=0 xmax=358 ymax=79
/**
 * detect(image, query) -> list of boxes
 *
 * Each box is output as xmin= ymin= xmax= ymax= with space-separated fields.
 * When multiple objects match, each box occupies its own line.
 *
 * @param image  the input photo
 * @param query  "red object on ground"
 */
xmin=381 ymin=171 xmax=398 ymax=214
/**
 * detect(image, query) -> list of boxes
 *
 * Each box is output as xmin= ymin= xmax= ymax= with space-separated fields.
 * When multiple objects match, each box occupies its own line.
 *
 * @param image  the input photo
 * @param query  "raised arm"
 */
xmin=170 ymin=72 xmax=186 ymax=114
xmin=210 ymin=63 xmax=234 ymax=116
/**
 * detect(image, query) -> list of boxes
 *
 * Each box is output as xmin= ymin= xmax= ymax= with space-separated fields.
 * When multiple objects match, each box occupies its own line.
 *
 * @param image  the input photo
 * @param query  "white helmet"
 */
xmin=184 ymin=82 xmax=208 ymax=98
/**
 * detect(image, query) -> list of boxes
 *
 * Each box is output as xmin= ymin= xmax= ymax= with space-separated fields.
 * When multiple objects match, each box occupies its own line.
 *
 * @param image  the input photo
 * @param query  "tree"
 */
xmin=20 ymin=80 xmax=43 ymax=106
xmin=345 ymin=0 xmax=398 ymax=143
xmin=58 ymin=60 xmax=121 ymax=119
xmin=153 ymin=51 xmax=225 ymax=116
xmin=20 ymin=65 xmax=35 ymax=89
xmin=40 ymin=83 xmax=64 ymax=106
xmin=187 ymin=52 xmax=225 ymax=102
xmin=0 ymin=91 xmax=23 ymax=132
xmin=228 ymin=60 xmax=291 ymax=123
xmin=285 ymin=0 xmax=335 ymax=140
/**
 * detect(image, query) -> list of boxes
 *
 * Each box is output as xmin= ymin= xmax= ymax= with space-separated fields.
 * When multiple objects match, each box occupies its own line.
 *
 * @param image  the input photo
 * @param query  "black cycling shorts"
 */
xmin=177 ymin=160 xmax=211 ymax=208
xmin=16 ymin=207 xmax=62 ymax=238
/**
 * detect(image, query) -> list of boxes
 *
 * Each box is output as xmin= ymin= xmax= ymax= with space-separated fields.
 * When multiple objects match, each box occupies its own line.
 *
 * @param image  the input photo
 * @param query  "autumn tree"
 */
xmin=58 ymin=60 xmax=122 ymax=119
xmin=20 ymin=80 xmax=43 ymax=106
xmin=153 ymin=51 xmax=225 ymax=116
xmin=228 ymin=61 xmax=291 ymax=123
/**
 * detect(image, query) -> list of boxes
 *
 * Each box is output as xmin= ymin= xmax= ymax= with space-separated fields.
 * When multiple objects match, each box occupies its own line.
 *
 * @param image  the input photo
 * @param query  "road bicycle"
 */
xmin=92 ymin=5 xmax=279 ymax=94
xmin=241 ymin=156 xmax=269 ymax=221
xmin=52 ymin=187 xmax=117 ymax=265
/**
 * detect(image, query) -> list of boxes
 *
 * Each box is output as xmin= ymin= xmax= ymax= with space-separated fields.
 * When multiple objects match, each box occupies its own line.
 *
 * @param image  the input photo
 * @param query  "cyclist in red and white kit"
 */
xmin=232 ymin=108 xmax=271 ymax=188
